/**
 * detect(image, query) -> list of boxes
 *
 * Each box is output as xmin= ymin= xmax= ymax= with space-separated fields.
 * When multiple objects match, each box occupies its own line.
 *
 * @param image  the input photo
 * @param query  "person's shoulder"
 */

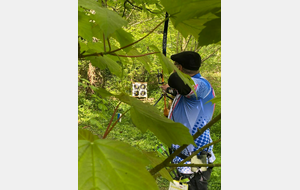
xmin=194 ymin=77 xmax=212 ymax=98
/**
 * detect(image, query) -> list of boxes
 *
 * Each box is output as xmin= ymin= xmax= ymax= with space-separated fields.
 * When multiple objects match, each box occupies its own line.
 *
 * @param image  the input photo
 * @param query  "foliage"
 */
xmin=78 ymin=129 xmax=158 ymax=190
xmin=78 ymin=0 xmax=221 ymax=189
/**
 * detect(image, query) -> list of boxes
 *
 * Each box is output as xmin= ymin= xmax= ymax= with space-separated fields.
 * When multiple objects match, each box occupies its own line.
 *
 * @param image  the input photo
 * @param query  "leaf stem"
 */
xmin=103 ymin=34 xmax=106 ymax=52
xmin=107 ymin=38 xmax=111 ymax=52
xmin=80 ymin=15 xmax=171 ymax=58
xmin=103 ymin=102 xmax=121 ymax=139
xmin=103 ymin=109 xmax=130 ymax=138
xmin=201 ymin=47 xmax=221 ymax=64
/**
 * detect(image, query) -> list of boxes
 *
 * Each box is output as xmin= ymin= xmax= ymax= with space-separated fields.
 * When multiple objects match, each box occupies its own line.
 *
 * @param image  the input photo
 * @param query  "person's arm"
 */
xmin=167 ymin=72 xmax=191 ymax=96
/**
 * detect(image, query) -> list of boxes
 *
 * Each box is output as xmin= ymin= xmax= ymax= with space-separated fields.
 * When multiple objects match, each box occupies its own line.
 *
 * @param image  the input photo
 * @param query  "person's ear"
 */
xmin=179 ymin=65 xmax=183 ymax=71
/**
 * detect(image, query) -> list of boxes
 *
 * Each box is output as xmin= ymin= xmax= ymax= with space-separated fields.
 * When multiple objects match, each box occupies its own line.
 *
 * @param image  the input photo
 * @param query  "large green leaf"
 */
xmin=198 ymin=17 xmax=221 ymax=46
xmin=85 ymin=41 xmax=105 ymax=54
xmin=149 ymin=45 xmax=174 ymax=75
xmin=78 ymin=0 xmax=101 ymax=9
xmin=87 ymin=55 xmax=122 ymax=77
xmin=142 ymin=151 xmax=173 ymax=182
xmin=171 ymin=12 xmax=219 ymax=38
xmin=160 ymin=0 xmax=221 ymax=45
xmin=117 ymin=93 xmax=195 ymax=147
xmin=127 ymin=48 xmax=151 ymax=72
xmin=160 ymin=0 xmax=220 ymax=25
xmin=79 ymin=0 xmax=128 ymax=37
xmin=78 ymin=128 xmax=99 ymax=141
xmin=111 ymin=28 xmax=135 ymax=53
xmin=78 ymin=11 xmax=94 ymax=41
xmin=78 ymin=131 xmax=159 ymax=190
xmin=95 ymin=89 xmax=195 ymax=146
xmin=172 ymin=0 xmax=220 ymax=26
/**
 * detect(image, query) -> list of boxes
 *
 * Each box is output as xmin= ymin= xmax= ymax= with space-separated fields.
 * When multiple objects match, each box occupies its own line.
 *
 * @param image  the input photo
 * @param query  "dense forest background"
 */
xmin=78 ymin=0 xmax=221 ymax=189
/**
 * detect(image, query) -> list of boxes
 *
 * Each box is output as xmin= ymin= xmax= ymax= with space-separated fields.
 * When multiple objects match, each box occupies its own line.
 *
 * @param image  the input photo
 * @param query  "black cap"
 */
xmin=170 ymin=51 xmax=201 ymax=70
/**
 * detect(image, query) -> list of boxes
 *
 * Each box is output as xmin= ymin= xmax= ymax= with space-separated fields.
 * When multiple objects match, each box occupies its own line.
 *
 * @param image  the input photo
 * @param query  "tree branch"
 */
xmin=79 ymin=16 xmax=171 ymax=59
xmin=183 ymin=35 xmax=192 ymax=51
xmin=126 ymin=0 xmax=157 ymax=14
xmin=130 ymin=18 xmax=153 ymax=27
xmin=201 ymin=47 xmax=221 ymax=64
xmin=103 ymin=102 xmax=121 ymax=139
xmin=179 ymin=138 xmax=221 ymax=164
xmin=110 ymin=52 xmax=160 ymax=58
xmin=167 ymin=164 xmax=221 ymax=167
xmin=104 ymin=109 xmax=130 ymax=137
xmin=149 ymin=113 xmax=221 ymax=176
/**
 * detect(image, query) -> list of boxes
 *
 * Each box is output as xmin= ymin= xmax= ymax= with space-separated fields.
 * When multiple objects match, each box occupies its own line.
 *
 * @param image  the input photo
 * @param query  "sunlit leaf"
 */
xmin=78 ymin=128 xmax=98 ymax=141
xmin=116 ymin=93 xmax=195 ymax=147
xmin=79 ymin=0 xmax=128 ymax=37
xmin=111 ymin=28 xmax=135 ymax=53
xmin=149 ymin=45 xmax=174 ymax=75
xmin=96 ymin=87 xmax=114 ymax=98
xmin=78 ymin=131 xmax=159 ymax=190
xmin=78 ymin=11 xmax=94 ymax=41
xmin=127 ymin=48 xmax=151 ymax=72
xmin=143 ymin=151 xmax=173 ymax=182
xmin=78 ymin=0 xmax=101 ymax=9
xmin=205 ymin=96 xmax=221 ymax=104
xmin=88 ymin=55 xmax=122 ymax=77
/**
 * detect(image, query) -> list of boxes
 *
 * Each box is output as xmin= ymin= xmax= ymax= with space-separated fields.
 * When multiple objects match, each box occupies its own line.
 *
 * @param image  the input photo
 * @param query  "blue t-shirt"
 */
xmin=168 ymin=73 xmax=216 ymax=174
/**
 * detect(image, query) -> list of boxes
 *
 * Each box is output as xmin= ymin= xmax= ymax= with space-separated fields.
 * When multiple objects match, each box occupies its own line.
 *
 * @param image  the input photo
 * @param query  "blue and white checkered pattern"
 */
xmin=168 ymin=73 xmax=216 ymax=174
xmin=171 ymin=116 xmax=215 ymax=174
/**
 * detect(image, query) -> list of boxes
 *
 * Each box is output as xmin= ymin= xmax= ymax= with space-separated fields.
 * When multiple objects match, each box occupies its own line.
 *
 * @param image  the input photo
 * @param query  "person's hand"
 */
xmin=159 ymin=84 xmax=169 ymax=92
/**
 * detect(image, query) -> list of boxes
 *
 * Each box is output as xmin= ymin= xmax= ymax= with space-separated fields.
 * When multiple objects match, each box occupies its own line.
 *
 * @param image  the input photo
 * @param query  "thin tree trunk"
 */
xmin=87 ymin=62 xmax=95 ymax=94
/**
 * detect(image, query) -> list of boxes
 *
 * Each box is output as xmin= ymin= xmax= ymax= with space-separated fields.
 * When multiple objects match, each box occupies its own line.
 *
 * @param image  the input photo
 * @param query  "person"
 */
xmin=160 ymin=51 xmax=216 ymax=190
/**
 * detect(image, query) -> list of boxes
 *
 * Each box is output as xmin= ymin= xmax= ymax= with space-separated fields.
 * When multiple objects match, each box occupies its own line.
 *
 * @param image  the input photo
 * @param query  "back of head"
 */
xmin=170 ymin=51 xmax=201 ymax=71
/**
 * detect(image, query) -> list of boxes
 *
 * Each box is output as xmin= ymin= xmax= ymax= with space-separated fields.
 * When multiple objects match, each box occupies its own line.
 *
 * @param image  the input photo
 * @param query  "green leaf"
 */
xmin=93 ymin=88 xmax=195 ymax=146
xmin=78 ymin=0 xmax=101 ymax=9
xmin=96 ymin=87 xmax=114 ymax=98
xmin=78 ymin=11 xmax=94 ymax=41
xmin=78 ymin=128 xmax=98 ymax=141
xmin=127 ymin=48 xmax=151 ymax=72
xmin=172 ymin=0 xmax=220 ymax=26
xmin=88 ymin=55 xmax=122 ymax=77
xmin=78 ymin=138 xmax=159 ymax=190
xmin=79 ymin=0 xmax=128 ymax=37
xmin=98 ymin=103 xmax=108 ymax=110
xmin=111 ymin=28 xmax=135 ymax=53
xmin=198 ymin=17 xmax=221 ymax=46
xmin=205 ymin=96 xmax=221 ymax=104
xmin=87 ymin=41 xmax=105 ymax=53
xmin=116 ymin=93 xmax=195 ymax=147
xmin=143 ymin=151 xmax=173 ymax=182
xmin=150 ymin=44 xmax=198 ymax=97
xmin=171 ymin=12 xmax=218 ymax=38
xmin=149 ymin=45 xmax=174 ymax=75
xmin=160 ymin=0 xmax=220 ymax=45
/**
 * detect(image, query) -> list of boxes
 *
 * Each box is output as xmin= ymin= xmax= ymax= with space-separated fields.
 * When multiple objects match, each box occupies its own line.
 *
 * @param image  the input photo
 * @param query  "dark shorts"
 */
xmin=177 ymin=167 xmax=213 ymax=190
